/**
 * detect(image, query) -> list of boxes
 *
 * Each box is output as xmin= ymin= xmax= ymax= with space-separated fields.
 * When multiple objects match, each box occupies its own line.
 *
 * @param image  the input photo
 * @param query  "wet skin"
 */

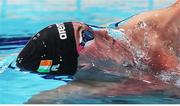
xmin=27 ymin=1 xmax=180 ymax=103
xmin=118 ymin=2 xmax=180 ymax=72
xmin=74 ymin=0 xmax=180 ymax=74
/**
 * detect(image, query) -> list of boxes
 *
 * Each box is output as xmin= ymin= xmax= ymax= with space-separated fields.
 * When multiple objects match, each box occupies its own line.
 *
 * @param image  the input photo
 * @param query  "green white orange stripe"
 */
xmin=37 ymin=60 xmax=52 ymax=73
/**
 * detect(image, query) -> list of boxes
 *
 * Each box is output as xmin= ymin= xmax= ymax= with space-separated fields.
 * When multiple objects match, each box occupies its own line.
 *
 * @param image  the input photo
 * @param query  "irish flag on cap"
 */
xmin=37 ymin=60 xmax=52 ymax=73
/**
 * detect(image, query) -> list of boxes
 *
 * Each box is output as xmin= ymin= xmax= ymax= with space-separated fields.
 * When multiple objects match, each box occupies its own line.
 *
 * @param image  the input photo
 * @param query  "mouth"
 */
xmin=78 ymin=63 xmax=93 ymax=70
xmin=78 ymin=64 xmax=86 ymax=69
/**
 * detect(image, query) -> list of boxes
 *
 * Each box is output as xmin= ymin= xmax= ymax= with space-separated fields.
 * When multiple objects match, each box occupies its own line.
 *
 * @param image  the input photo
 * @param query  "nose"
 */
xmin=93 ymin=30 xmax=109 ymax=39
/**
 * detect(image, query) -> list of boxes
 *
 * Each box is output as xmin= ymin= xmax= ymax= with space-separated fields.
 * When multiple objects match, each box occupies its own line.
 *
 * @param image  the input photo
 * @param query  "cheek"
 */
xmin=77 ymin=40 xmax=95 ymax=54
xmin=79 ymin=40 xmax=95 ymax=54
xmin=95 ymin=38 xmax=109 ymax=50
xmin=84 ymin=40 xmax=94 ymax=47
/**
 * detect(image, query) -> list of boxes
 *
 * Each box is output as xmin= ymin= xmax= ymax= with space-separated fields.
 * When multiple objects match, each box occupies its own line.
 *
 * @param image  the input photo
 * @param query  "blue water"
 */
xmin=0 ymin=67 xmax=66 ymax=104
xmin=0 ymin=0 xmax=178 ymax=104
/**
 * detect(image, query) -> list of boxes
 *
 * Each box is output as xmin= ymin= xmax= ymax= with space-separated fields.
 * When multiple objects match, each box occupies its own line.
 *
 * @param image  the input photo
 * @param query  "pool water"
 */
xmin=0 ymin=0 xmax=179 ymax=104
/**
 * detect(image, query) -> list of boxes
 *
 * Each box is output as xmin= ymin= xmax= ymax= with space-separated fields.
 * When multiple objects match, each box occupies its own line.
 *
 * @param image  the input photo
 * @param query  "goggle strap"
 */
xmin=85 ymin=14 xmax=137 ymax=29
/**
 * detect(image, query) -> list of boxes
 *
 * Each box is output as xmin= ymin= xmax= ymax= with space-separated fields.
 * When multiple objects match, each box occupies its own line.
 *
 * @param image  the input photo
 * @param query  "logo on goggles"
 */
xmin=56 ymin=24 xmax=67 ymax=40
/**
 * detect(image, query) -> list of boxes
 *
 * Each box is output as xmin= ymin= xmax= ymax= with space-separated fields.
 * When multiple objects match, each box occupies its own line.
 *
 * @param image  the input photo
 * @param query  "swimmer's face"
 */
xmin=73 ymin=22 xmax=129 ymax=68
xmin=72 ymin=22 xmax=117 ymax=56
xmin=72 ymin=22 xmax=114 ymax=51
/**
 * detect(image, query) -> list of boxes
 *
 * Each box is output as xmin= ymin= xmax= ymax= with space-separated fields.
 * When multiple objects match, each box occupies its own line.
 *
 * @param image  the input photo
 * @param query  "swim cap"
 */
xmin=16 ymin=22 xmax=79 ymax=75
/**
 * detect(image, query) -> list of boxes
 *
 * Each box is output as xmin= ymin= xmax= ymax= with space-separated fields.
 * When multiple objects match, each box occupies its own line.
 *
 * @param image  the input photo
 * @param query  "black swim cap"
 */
xmin=16 ymin=22 xmax=79 ymax=75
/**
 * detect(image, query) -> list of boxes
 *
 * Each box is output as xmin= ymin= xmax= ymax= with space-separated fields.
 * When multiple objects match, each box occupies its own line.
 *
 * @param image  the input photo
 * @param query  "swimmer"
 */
xmin=16 ymin=0 xmax=180 ymax=76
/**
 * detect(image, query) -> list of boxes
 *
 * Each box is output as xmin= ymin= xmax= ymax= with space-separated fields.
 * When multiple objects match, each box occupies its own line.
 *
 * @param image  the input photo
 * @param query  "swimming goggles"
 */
xmin=77 ymin=28 xmax=95 ymax=52
xmin=76 ymin=21 xmax=125 ymax=53
xmin=77 ymin=14 xmax=136 ymax=53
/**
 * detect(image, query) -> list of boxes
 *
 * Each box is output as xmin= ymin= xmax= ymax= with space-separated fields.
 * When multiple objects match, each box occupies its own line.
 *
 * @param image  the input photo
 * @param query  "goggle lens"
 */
xmin=80 ymin=30 xmax=94 ymax=46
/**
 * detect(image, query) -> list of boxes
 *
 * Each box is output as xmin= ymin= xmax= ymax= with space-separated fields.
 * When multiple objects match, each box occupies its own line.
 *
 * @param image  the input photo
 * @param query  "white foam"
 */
xmin=0 ymin=56 xmax=16 ymax=74
xmin=175 ymin=79 xmax=180 ymax=87
xmin=154 ymin=14 xmax=159 ymax=17
xmin=142 ymin=80 xmax=152 ymax=84
xmin=138 ymin=21 xmax=147 ymax=29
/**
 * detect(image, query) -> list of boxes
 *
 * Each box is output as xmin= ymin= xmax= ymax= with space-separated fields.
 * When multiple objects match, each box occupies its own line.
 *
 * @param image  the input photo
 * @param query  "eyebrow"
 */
xmin=75 ymin=25 xmax=83 ymax=42
xmin=77 ymin=25 xmax=83 ymax=33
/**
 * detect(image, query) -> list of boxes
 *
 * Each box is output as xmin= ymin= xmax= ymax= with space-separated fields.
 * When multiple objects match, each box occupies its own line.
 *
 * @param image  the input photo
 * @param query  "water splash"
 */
xmin=143 ymin=32 xmax=150 ymax=48
xmin=107 ymin=27 xmax=151 ymax=71
xmin=0 ymin=56 xmax=16 ymax=73
xmin=107 ymin=27 xmax=180 ymax=88
xmin=157 ymin=71 xmax=180 ymax=88
xmin=107 ymin=28 xmax=129 ymax=41
xmin=137 ymin=21 xmax=147 ymax=30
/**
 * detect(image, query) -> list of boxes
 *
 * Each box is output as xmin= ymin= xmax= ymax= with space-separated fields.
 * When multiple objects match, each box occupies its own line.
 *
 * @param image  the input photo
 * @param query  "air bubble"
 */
xmin=143 ymin=32 xmax=149 ymax=48
xmin=154 ymin=14 xmax=159 ymax=17
xmin=142 ymin=80 xmax=151 ymax=83
xmin=122 ymin=60 xmax=130 ymax=67
xmin=48 ymin=25 xmax=52 ymax=28
xmin=92 ymin=63 xmax=95 ymax=67
xmin=15 ymin=68 xmax=20 ymax=71
xmin=175 ymin=79 xmax=180 ymax=88
xmin=33 ymin=37 xmax=37 ymax=39
xmin=37 ymin=33 xmax=40 ymax=37
xmin=19 ymin=60 xmax=22 ymax=63
xmin=169 ymin=47 xmax=173 ymax=52
xmin=138 ymin=21 xmax=147 ymax=29
xmin=119 ymin=28 xmax=125 ymax=33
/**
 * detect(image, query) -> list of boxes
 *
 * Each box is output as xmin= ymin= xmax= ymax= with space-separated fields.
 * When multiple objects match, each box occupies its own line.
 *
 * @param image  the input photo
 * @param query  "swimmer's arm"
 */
xmin=148 ymin=47 xmax=179 ymax=71
xmin=119 ymin=0 xmax=179 ymax=31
